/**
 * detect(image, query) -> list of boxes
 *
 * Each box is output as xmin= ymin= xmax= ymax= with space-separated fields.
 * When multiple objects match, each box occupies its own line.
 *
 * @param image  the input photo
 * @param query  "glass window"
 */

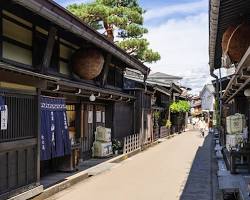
xmin=3 ymin=42 xmax=32 ymax=65
xmin=3 ymin=19 xmax=32 ymax=46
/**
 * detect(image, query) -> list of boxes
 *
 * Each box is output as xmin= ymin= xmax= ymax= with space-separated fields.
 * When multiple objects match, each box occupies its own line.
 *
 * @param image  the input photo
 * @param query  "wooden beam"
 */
xmin=101 ymin=54 xmax=112 ymax=87
xmin=226 ymin=78 xmax=250 ymax=103
xmin=223 ymin=47 xmax=250 ymax=99
xmin=240 ymin=68 xmax=250 ymax=80
xmin=0 ymin=138 xmax=37 ymax=153
xmin=231 ymin=85 xmax=238 ymax=90
xmin=41 ymin=26 xmax=57 ymax=74
xmin=0 ymin=70 xmax=47 ymax=88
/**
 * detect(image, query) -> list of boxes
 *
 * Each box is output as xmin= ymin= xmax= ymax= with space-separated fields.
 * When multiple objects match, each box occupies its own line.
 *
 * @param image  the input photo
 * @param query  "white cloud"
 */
xmin=144 ymin=0 xmax=207 ymax=21
xmin=145 ymin=12 xmax=209 ymax=95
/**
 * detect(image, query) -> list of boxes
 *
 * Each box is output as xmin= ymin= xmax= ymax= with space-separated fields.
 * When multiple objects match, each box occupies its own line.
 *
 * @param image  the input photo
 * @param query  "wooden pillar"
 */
xmin=0 ymin=8 xmax=2 ymax=59
xmin=101 ymin=54 xmax=112 ymax=87
xmin=41 ymin=26 xmax=57 ymax=74
xmin=133 ymin=91 xmax=136 ymax=134
xmin=36 ymin=88 xmax=41 ymax=184
xmin=247 ymin=97 xmax=250 ymax=142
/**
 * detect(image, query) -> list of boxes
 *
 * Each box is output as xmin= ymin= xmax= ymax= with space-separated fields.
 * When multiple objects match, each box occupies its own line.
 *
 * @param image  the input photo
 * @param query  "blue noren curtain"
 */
xmin=40 ymin=96 xmax=71 ymax=161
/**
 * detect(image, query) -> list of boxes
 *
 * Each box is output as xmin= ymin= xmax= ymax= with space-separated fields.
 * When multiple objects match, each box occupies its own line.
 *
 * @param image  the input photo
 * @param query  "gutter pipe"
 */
xmin=210 ymin=68 xmax=221 ymax=127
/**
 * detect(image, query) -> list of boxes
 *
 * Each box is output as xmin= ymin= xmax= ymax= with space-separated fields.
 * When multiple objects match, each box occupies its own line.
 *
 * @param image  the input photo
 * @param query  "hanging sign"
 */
xmin=1 ymin=105 xmax=8 ymax=130
xmin=88 ymin=111 xmax=93 ymax=123
xmin=96 ymin=111 xmax=101 ymax=123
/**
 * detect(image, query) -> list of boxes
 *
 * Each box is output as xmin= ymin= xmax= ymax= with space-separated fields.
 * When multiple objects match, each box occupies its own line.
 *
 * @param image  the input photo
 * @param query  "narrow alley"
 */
xmin=48 ymin=130 xmax=213 ymax=200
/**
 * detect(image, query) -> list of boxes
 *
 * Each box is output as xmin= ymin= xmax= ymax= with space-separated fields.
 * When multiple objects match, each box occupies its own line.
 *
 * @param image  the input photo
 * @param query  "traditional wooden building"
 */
xmin=190 ymin=96 xmax=202 ymax=116
xmin=200 ymin=84 xmax=215 ymax=125
xmin=209 ymin=0 xmax=250 ymax=173
xmin=124 ymin=69 xmax=186 ymax=138
xmin=123 ymin=74 xmax=154 ymax=144
xmin=0 ymin=0 xmax=150 ymax=199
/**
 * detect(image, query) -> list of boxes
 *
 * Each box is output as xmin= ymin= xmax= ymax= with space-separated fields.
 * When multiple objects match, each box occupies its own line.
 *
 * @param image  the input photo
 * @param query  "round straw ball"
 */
xmin=222 ymin=25 xmax=237 ymax=53
xmin=222 ymin=23 xmax=250 ymax=62
xmin=71 ymin=49 xmax=104 ymax=80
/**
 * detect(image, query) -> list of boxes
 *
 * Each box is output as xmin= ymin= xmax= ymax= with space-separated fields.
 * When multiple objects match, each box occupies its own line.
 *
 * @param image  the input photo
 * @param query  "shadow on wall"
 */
xmin=180 ymin=133 xmax=213 ymax=200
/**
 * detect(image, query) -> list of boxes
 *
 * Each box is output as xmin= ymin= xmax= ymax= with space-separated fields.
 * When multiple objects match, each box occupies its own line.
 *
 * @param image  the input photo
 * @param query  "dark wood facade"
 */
xmin=123 ymin=77 xmax=156 ymax=143
xmin=0 ymin=90 xmax=39 ymax=199
xmin=0 ymin=1 xmax=149 ymax=199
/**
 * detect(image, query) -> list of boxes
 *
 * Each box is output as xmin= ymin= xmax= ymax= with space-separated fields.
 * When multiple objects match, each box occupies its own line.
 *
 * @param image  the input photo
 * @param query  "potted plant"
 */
xmin=112 ymin=139 xmax=122 ymax=155
xmin=153 ymin=111 xmax=160 ymax=127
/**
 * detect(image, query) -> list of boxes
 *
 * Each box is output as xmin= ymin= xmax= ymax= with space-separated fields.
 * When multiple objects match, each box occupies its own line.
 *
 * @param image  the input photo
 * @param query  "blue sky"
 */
xmin=55 ymin=0 xmax=209 ymax=94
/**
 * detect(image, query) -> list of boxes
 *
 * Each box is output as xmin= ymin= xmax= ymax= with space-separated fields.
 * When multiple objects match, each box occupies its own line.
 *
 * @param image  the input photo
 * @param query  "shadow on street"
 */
xmin=180 ymin=133 xmax=212 ymax=200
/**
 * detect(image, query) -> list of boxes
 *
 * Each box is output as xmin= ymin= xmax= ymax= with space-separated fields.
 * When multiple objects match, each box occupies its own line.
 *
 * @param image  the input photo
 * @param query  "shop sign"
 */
xmin=0 ymin=105 xmax=8 ymax=130
xmin=102 ymin=111 xmax=105 ymax=123
xmin=88 ymin=111 xmax=93 ymax=123
xmin=96 ymin=111 xmax=101 ymax=123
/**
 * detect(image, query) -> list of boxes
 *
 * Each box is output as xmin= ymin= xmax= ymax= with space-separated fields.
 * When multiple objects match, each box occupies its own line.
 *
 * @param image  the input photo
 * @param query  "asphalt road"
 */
xmin=48 ymin=130 xmax=210 ymax=200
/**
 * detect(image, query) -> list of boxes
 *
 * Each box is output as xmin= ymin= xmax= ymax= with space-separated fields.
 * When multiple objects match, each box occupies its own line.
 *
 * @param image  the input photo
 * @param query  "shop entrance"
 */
xmin=80 ymin=104 xmax=106 ymax=160
xmin=39 ymin=96 xmax=72 ymax=184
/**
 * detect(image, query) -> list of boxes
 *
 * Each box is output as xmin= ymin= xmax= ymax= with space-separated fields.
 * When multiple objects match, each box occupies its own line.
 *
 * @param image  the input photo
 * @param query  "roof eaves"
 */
xmin=209 ymin=0 xmax=220 ymax=71
xmin=153 ymin=86 xmax=170 ymax=96
xmin=12 ymin=0 xmax=149 ymax=75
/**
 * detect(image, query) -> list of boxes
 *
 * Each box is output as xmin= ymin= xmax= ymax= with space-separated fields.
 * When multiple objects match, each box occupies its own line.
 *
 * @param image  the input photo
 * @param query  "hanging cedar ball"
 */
xmin=71 ymin=48 xmax=105 ymax=80
xmin=222 ymin=23 xmax=250 ymax=63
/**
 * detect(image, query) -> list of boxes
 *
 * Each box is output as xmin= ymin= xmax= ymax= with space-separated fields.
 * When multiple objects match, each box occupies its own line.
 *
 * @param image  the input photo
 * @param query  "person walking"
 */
xmin=192 ymin=118 xmax=196 ymax=129
xmin=198 ymin=119 xmax=205 ymax=137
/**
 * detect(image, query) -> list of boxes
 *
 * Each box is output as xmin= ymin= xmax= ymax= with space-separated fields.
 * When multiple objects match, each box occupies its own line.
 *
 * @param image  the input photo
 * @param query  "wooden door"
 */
xmin=0 ymin=91 xmax=38 ymax=200
xmin=80 ymin=104 xmax=94 ymax=159
xmin=80 ymin=104 xmax=106 ymax=160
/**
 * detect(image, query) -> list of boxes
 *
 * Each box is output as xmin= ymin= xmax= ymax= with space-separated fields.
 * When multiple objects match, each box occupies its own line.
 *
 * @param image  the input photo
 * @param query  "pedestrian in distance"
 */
xmin=198 ymin=119 xmax=205 ymax=137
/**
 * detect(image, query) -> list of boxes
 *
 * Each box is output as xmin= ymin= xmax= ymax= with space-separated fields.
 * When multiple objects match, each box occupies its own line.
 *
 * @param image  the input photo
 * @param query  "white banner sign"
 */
xmin=102 ymin=112 xmax=105 ymax=123
xmin=88 ymin=111 xmax=93 ymax=124
xmin=1 ymin=105 xmax=8 ymax=130
xmin=96 ymin=111 xmax=101 ymax=123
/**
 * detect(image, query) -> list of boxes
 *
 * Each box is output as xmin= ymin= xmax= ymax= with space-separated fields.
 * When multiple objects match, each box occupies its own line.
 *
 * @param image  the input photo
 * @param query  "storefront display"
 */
xmin=95 ymin=126 xmax=111 ymax=142
xmin=66 ymin=104 xmax=76 ymax=145
xmin=226 ymin=134 xmax=244 ymax=151
xmin=92 ymin=126 xmax=112 ymax=157
xmin=226 ymin=113 xmax=246 ymax=134
xmin=92 ymin=141 xmax=112 ymax=157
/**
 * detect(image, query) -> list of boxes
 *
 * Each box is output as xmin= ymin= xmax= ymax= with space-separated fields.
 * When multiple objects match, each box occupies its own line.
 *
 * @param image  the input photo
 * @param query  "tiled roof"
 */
xmin=148 ymin=72 xmax=182 ymax=80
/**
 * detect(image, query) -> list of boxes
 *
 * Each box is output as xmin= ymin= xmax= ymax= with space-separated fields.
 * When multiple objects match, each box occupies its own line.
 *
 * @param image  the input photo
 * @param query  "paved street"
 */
xmin=48 ymin=130 xmax=213 ymax=200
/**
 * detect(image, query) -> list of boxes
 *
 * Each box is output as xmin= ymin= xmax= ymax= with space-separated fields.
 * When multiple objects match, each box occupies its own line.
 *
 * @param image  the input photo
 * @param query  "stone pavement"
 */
xmin=180 ymin=132 xmax=213 ymax=200
xmin=47 ymin=130 xmax=214 ymax=200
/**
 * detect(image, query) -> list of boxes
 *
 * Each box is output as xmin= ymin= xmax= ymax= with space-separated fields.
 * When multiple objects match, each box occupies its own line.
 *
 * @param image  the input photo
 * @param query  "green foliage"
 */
xmin=67 ymin=0 xmax=160 ymax=63
xmin=170 ymin=100 xmax=190 ymax=113
xmin=153 ymin=111 xmax=160 ymax=121
xmin=112 ymin=139 xmax=122 ymax=150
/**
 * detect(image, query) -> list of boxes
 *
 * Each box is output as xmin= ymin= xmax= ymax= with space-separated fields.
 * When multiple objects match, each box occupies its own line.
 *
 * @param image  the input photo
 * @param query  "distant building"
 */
xmin=190 ymin=96 xmax=202 ymax=116
xmin=200 ymin=84 xmax=215 ymax=112
xmin=148 ymin=72 xmax=183 ymax=85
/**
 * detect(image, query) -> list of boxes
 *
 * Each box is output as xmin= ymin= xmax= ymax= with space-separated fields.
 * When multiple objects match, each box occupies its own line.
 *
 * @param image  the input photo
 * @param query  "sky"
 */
xmin=55 ymin=0 xmax=210 ymax=94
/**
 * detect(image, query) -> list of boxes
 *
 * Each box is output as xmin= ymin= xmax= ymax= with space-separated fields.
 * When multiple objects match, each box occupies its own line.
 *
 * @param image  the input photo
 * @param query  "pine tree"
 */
xmin=67 ymin=0 xmax=161 ymax=63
